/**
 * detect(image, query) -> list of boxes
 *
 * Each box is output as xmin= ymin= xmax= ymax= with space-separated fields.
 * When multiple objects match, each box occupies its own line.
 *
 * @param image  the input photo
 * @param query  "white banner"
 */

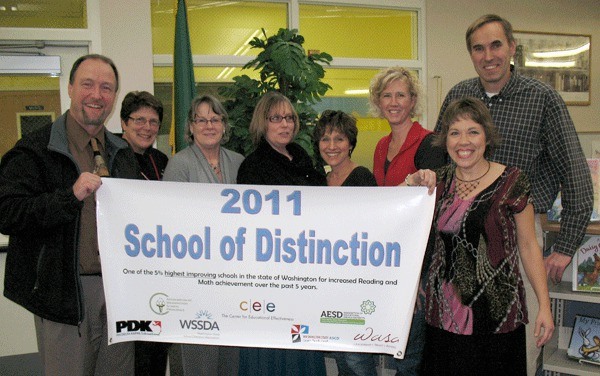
xmin=96 ymin=179 xmax=435 ymax=358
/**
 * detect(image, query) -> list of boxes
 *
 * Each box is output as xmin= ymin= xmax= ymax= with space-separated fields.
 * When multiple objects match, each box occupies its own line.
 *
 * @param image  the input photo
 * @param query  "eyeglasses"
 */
xmin=128 ymin=116 xmax=160 ymax=128
xmin=192 ymin=117 xmax=223 ymax=126
xmin=267 ymin=115 xmax=296 ymax=123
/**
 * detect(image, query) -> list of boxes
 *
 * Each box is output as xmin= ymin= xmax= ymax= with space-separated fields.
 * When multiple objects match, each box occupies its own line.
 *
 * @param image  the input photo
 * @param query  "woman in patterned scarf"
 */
xmin=422 ymin=97 xmax=554 ymax=375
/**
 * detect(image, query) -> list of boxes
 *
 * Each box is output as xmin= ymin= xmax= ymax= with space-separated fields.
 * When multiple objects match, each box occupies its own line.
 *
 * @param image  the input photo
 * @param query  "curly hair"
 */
xmin=369 ymin=66 xmax=423 ymax=118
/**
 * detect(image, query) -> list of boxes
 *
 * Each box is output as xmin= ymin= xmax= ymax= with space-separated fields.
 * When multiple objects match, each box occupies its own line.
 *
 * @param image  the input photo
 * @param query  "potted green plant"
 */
xmin=219 ymin=28 xmax=332 ymax=162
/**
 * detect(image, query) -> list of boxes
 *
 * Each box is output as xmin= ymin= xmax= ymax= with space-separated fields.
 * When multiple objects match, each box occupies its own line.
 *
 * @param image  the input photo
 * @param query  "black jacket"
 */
xmin=0 ymin=112 xmax=140 ymax=325
xmin=237 ymin=139 xmax=326 ymax=186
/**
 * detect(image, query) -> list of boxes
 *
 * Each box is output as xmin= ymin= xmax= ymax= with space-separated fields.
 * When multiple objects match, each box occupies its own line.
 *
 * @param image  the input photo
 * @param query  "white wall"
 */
xmin=98 ymin=0 xmax=154 ymax=133
xmin=0 ymin=252 xmax=38 ymax=357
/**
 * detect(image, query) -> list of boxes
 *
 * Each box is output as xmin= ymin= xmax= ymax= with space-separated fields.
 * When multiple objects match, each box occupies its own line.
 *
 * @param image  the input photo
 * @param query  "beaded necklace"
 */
xmin=455 ymin=161 xmax=491 ymax=199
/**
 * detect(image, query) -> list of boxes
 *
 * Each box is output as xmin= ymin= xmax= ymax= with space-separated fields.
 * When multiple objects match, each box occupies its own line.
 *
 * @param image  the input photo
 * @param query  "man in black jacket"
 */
xmin=0 ymin=54 xmax=140 ymax=375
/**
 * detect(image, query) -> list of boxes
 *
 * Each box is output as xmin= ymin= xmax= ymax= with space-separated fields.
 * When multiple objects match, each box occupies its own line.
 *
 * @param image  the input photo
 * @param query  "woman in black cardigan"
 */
xmin=237 ymin=91 xmax=326 ymax=376
xmin=237 ymin=91 xmax=325 ymax=187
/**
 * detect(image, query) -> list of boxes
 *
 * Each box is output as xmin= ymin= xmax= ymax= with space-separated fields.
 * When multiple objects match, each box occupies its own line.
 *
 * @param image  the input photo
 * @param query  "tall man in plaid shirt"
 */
xmin=435 ymin=14 xmax=593 ymax=375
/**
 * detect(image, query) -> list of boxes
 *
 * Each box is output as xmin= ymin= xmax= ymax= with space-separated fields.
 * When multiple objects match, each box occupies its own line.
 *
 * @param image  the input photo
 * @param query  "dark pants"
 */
xmin=422 ymin=324 xmax=526 ymax=376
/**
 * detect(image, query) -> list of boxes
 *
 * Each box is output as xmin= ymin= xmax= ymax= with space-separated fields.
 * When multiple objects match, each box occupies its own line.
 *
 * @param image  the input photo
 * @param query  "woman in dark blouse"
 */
xmin=314 ymin=110 xmax=376 ymax=188
xmin=314 ymin=109 xmax=377 ymax=376
xmin=237 ymin=91 xmax=326 ymax=376
xmin=237 ymin=91 xmax=325 ymax=187
xmin=120 ymin=91 xmax=169 ymax=181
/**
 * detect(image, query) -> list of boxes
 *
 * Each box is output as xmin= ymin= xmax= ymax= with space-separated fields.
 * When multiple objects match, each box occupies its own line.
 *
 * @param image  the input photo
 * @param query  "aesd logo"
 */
xmin=321 ymin=311 xmax=343 ymax=318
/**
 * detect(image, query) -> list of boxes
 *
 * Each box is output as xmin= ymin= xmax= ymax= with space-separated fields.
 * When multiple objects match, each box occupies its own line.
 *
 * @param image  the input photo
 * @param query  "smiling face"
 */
xmin=68 ymin=58 xmax=117 ymax=134
xmin=190 ymin=102 xmax=224 ymax=151
xmin=469 ymin=21 xmax=516 ymax=93
xmin=446 ymin=116 xmax=488 ymax=173
xmin=121 ymin=106 xmax=160 ymax=154
xmin=265 ymin=103 xmax=295 ymax=154
xmin=319 ymin=128 xmax=352 ymax=170
xmin=379 ymin=78 xmax=416 ymax=128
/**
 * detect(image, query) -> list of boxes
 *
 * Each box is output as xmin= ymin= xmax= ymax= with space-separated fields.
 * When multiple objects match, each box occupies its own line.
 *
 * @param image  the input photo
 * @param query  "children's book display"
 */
xmin=572 ymin=235 xmax=600 ymax=292
xmin=567 ymin=315 xmax=600 ymax=366
xmin=548 ymin=159 xmax=600 ymax=222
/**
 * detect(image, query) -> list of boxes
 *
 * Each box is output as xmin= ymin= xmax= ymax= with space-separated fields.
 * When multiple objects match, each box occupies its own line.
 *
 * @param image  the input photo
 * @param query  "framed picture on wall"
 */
xmin=513 ymin=31 xmax=591 ymax=106
xmin=16 ymin=112 xmax=55 ymax=138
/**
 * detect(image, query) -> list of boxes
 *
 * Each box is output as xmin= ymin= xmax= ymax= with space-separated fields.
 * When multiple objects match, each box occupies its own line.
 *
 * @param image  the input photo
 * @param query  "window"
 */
xmin=0 ymin=0 xmax=87 ymax=29
xmin=151 ymin=0 xmax=426 ymax=164
xmin=299 ymin=4 xmax=418 ymax=60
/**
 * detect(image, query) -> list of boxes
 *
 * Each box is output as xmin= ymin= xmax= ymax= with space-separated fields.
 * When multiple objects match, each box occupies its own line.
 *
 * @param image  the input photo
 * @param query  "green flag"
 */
xmin=170 ymin=0 xmax=196 ymax=153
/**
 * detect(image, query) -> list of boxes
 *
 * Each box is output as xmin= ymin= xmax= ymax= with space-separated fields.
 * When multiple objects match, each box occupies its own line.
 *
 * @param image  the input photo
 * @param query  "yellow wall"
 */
xmin=0 ymin=76 xmax=59 ymax=91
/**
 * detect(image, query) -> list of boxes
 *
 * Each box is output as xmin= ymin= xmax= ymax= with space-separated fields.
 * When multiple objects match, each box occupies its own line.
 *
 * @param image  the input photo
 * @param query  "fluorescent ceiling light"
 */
xmin=344 ymin=89 xmax=369 ymax=95
xmin=531 ymin=43 xmax=589 ymax=58
xmin=525 ymin=60 xmax=576 ymax=68
xmin=0 ymin=55 xmax=61 ymax=76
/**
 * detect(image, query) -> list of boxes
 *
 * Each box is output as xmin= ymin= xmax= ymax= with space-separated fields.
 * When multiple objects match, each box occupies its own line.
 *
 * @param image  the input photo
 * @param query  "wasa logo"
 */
xmin=179 ymin=310 xmax=220 ymax=331
xmin=291 ymin=324 xmax=309 ymax=343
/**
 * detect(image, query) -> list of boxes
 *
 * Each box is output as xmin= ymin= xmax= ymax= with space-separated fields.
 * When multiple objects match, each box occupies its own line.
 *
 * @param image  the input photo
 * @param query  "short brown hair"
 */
xmin=314 ymin=110 xmax=358 ymax=156
xmin=466 ymin=14 xmax=515 ymax=53
xmin=120 ymin=91 xmax=164 ymax=125
xmin=249 ymin=91 xmax=299 ymax=145
xmin=434 ymin=97 xmax=501 ymax=158
xmin=69 ymin=54 xmax=119 ymax=91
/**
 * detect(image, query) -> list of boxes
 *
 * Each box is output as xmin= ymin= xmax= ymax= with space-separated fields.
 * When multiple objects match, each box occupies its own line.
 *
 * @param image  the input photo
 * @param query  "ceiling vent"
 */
xmin=0 ymin=55 xmax=61 ymax=76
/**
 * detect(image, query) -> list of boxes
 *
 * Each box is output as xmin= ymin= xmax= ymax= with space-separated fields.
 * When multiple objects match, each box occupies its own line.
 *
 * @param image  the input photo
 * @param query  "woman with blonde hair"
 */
xmin=369 ymin=67 xmax=446 ymax=375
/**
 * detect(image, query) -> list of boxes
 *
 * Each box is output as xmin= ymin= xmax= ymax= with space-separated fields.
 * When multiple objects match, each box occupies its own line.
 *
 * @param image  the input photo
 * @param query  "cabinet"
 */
xmin=542 ymin=218 xmax=600 ymax=375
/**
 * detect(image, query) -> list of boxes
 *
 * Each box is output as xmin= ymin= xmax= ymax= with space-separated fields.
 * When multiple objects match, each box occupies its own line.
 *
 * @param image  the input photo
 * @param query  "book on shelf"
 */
xmin=572 ymin=235 xmax=600 ymax=292
xmin=567 ymin=315 xmax=600 ymax=366
xmin=547 ymin=158 xmax=600 ymax=222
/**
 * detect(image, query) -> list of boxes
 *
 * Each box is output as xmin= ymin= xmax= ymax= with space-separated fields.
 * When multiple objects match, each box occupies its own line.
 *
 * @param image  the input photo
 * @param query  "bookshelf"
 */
xmin=542 ymin=219 xmax=600 ymax=375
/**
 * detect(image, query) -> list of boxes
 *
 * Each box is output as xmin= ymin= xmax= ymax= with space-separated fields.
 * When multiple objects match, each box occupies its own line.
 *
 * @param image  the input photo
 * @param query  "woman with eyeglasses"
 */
xmin=120 ymin=91 xmax=169 ymax=181
xmin=120 ymin=91 xmax=172 ymax=374
xmin=163 ymin=94 xmax=244 ymax=184
xmin=237 ymin=91 xmax=327 ymax=376
xmin=237 ymin=91 xmax=326 ymax=187
xmin=163 ymin=94 xmax=244 ymax=376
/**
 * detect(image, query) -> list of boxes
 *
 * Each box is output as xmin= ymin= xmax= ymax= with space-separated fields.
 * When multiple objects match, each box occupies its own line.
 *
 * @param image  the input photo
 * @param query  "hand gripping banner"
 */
xmin=96 ymin=179 xmax=435 ymax=358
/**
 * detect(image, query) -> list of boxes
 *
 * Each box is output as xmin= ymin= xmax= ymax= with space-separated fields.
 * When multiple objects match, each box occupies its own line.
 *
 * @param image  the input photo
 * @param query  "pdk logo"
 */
xmin=291 ymin=324 xmax=309 ymax=343
xmin=116 ymin=320 xmax=162 ymax=336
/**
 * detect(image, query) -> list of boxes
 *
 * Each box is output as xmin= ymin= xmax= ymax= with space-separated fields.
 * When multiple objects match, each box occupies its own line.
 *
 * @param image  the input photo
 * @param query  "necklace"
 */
xmin=210 ymin=162 xmax=223 ymax=183
xmin=455 ymin=161 xmax=491 ymax=199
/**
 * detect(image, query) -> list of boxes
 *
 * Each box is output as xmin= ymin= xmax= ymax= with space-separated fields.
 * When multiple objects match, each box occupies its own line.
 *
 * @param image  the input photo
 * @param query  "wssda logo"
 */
xmin=179 ymin=310 xmax=220 ymax=331
xmin=116 ymin=320 xmax=162 ymax=335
